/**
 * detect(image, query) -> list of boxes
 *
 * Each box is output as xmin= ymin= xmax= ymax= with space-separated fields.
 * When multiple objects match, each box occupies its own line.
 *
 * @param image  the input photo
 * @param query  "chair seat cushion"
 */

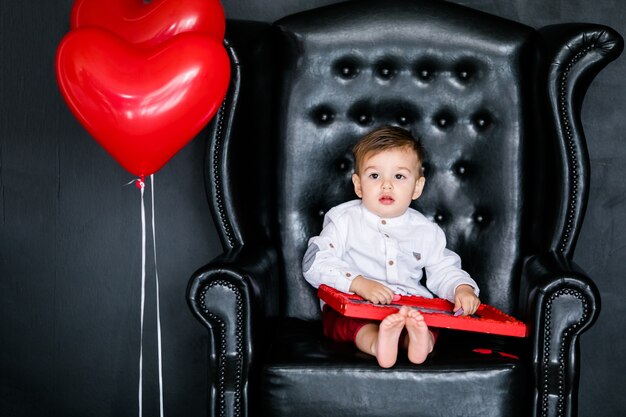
xmin=261 ymin=318 xmax=528 ymax=417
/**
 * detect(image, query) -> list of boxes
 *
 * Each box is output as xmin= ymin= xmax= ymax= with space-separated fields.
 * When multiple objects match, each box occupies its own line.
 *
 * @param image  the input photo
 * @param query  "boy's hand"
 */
xmin=349 ymin=275 xmax=394 ymax=304
xmin=453 ymin=284 xmax=481 ymax=316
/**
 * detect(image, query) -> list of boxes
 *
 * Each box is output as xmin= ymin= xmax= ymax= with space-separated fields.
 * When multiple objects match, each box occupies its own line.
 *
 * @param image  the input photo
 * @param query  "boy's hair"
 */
xmin=352 ymin=125 xmax=425 ymax=175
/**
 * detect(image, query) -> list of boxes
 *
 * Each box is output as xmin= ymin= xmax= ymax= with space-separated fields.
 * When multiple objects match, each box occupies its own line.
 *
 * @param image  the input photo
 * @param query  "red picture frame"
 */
xmin=317 ymin=284 xmax=527 ymax=338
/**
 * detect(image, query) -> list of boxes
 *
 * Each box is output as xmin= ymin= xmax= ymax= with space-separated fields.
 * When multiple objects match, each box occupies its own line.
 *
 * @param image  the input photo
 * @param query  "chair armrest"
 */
xmin=521 ymin=252 xmax=600 ymax=417
xmin=187 ymin=244 xmax=280 ymax=417
xmin=533 ymin=24 xmax=623 ymax=257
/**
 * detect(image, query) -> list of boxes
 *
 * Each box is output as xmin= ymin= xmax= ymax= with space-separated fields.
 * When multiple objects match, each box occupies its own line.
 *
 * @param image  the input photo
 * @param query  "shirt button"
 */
xmin=388 ymin=260 xmax=394 ymax=266
xmin=345 ymin=272 xmax=352 ymax=277
xmin=381 ymin=219 xmax=387 ymax=225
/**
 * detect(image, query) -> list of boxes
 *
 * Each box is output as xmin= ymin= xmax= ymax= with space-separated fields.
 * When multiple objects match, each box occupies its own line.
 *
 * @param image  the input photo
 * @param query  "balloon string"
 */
xmin=136 ymin=175 xmax=164 ymax=417
xmin=150 ymin=174 xmax=165 ymax=417
xmin=138 ymin=178 xmax=146 ymax=417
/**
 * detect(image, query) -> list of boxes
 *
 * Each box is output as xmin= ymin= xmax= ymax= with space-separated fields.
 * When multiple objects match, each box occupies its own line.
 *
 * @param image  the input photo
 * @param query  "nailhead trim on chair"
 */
xmin=541 ymin=289 xmax=589 ymax=417
xmin=200 ymin=279 xmax=245 ymax=417
xmin=212 ymin=100 xmax=237 ymax=250
xmin=557 ymin=42 xmax=596 ymax=254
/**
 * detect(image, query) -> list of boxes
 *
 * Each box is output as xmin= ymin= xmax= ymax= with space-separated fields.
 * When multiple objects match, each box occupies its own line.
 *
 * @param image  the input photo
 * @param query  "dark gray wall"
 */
xmin=1 ymin=1 xmax=624 ymax=416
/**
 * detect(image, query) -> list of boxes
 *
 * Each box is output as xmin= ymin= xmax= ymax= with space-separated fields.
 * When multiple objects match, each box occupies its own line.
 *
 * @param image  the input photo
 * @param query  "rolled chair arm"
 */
xmin=187 ymin=245 xmax=280 ymax=417
xmin=521 ymin=252 xmax=600 ymax=417
xmin=534 ymin=23 xmax=623 ymax=257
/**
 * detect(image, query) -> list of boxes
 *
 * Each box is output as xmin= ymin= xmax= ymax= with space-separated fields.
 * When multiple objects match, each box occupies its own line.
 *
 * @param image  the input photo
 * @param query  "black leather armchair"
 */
xmin=187 ymin=1 xmax=623 ymax=416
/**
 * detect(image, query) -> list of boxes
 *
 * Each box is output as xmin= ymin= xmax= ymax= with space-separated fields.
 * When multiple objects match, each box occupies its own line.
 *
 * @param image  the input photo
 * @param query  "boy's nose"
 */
xmin=382 ymin=180 xmax=392 ymax=190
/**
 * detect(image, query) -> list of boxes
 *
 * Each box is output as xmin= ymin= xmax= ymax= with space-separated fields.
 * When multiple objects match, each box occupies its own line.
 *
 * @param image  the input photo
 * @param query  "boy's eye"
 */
xmin=369 ymin=173 xmax=379 ymax=179
xmin=395 ymin=174 xmax=405 ymax=180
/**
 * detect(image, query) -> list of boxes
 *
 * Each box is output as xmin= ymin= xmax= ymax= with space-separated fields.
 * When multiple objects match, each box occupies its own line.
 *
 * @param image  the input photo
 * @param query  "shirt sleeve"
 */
xmin=302 ymin=217 xmax=362 ymax=294
xmin=422 ymin=226 xmax=480 ymax=302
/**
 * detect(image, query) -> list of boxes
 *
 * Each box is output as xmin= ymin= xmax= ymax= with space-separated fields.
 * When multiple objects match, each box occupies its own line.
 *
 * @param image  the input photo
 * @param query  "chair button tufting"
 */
xmin=312 ymin=106 xmax=335 ymax=125
xmin=434 ymin=110 xmax=455 ymax=130
xmin=358 ymin=114 xmax=372 ymax=125
xmin=376 ymin=61 xmax=397 ymax=80
xmin=340 ymin=65 xmax=358 ymax=78
xmin=473 ymin=212 xmax=489 ymax=224
xmin=454 ymin=61 xmax=480 ymax=84
xmin=333 ymin=58 xmax=361 ymax=80
xmin=472 ymin=112 xmax=492 ymax=131
xmin=414 ymin=59 xmax=438 ymax=82
xmin=436 ymin=116 xmax=452 ymax=129
xmin=417 ymin=69 xmax=432 ymax=81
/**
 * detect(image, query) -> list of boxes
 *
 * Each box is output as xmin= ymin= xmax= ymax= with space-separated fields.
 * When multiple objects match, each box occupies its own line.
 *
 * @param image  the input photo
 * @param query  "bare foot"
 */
xmin=405 ymin=309 xmax=434 ymax=364
xmin=374 ymin=307 xmax=408 ymax=368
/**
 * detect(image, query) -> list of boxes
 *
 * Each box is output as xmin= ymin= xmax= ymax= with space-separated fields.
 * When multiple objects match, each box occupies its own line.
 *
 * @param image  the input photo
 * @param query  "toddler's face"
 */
xmin=352 ymin=147 xmax=425 ymax=218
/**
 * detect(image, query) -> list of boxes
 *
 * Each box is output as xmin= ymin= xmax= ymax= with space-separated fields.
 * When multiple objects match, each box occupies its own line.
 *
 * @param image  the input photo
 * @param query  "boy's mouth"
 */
xmin=379 ymin=195 xmax=395 ymax=205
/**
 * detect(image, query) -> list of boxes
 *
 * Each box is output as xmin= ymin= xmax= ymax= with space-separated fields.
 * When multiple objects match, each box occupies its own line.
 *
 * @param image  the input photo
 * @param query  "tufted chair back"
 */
xmin=275 ymin=0 xmax=536 ymax=320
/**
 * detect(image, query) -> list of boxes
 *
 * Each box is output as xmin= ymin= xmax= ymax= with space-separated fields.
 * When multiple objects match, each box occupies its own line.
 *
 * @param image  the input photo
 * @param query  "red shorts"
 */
xmin=322 ymin=305 xmax=376 ymax=343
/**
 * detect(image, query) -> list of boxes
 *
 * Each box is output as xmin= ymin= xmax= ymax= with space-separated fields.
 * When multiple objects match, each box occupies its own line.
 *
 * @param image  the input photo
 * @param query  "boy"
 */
xmin=302 ymin=125 xmax=480 ymax=368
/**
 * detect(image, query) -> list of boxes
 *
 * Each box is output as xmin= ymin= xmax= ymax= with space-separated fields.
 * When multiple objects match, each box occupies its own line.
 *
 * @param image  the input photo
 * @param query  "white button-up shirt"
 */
xmin=303 ymin=199 xmax=478 ymax=303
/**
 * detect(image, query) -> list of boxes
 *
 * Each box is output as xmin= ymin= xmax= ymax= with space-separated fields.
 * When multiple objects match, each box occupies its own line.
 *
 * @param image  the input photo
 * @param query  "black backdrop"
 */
xmin=1 ymin=1 xmax=625 ymax=416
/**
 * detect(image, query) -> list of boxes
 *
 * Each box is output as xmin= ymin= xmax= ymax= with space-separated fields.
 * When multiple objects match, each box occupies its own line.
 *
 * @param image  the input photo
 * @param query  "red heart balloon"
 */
xmin=71 ymin=0 xmax=226 ymax=48
xmin=56 ymin=27 xmax=230 ymax=176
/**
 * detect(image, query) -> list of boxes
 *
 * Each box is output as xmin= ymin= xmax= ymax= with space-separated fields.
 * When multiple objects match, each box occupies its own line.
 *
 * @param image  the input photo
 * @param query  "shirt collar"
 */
xmin=359 ymin=201 xmax=411 ymax=227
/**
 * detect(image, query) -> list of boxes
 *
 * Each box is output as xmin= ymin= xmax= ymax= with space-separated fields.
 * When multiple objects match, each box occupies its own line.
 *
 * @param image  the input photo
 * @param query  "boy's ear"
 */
xmin=412 ymin=176 xmax=426 ymax=200
xmin=352 ymin=173 xmax=363 ymax=198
